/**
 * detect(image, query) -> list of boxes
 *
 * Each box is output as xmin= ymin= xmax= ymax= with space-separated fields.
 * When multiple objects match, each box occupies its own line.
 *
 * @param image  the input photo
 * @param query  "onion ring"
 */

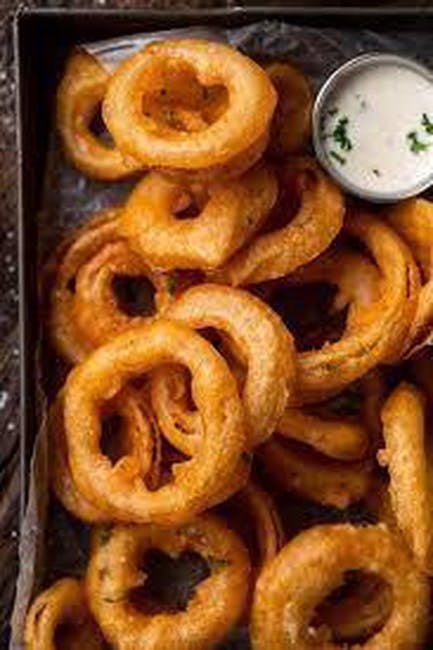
xmin=64 ymin=319 xmax=247 ymax=525
xmin=260 ymin=438 xmax=373 ymax=509
xmin=73 ymin=240 xmax=167 ymax=347
xmin=86 ymin=514 xmax=250 ymax=650
xmin=379 ymin=382 xmax=433 ymax=574
xmin=276 ymin=406 xmax=369 ymax=461
xmin=47 ymin=208 xmax=121 ymax=364
xmin=25 ymin=578 xmax=104 ymax=650
xmin=387 ymin=198 xmax=433 ymax=354
xmin=103 ymin=39 xmax=276 ymax=176
xmin=266 ymin=62 xmax=312 ymax=156
xmin=49 ymin=387 xmax=156 ymax=523
xmin=150 ymin=284 xmax=296 ymax=449
xmin=120 ymin=165 xmax=278 ymax=271
xmin=57 ymin=51 xmax=141 ymax=180
xmin=297 ymin=210 xmax=420 ymax=402
xmin=219 ymin=157 xmax=344 ymax=286
xmin=251 ymin=524 xmax=430 ymax=650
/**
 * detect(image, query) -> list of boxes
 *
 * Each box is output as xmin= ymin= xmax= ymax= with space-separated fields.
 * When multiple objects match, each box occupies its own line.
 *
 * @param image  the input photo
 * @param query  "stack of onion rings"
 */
xmin=64 ymin=320 xmax=247 ymax=525
xmin=150 ymin=284 xmax=296 ymax=449
xmin=29 ymin=36 xmax=433 ymax=650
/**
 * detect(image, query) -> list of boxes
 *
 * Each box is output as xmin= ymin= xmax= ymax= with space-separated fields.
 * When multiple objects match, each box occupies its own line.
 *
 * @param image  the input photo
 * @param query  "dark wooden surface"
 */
xmin=0 ymin=0 xmax=431 ymax=645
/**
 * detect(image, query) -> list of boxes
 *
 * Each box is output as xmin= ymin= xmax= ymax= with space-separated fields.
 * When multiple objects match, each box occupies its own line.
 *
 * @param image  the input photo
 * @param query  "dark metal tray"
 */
xmin=14 ymin=3 xmax=433 ymax=515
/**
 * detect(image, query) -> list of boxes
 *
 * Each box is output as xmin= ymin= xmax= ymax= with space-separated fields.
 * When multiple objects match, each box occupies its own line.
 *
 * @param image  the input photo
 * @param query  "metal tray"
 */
xmin=14 ymin=3 xmax=433 ymax=515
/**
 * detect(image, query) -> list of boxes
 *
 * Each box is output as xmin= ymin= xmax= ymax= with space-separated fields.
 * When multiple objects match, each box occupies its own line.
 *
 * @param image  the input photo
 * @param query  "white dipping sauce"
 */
xmin=319 ymin=60 xmax=433 ymax=197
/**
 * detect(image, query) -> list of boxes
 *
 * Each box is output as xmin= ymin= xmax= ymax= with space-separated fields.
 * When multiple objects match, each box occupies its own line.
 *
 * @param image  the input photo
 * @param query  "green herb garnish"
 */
xmin=102 ymin=595 xmax=124 ymax=604
xmin=326 ymin=391 xmax=362 ymax=417
xmin=407 ymin=130 xmax=430 ymax=154
xmin=166 ymin=276 xmax=177 ymax=295
xmin=422 ymin=113 xmax=433 ymax=135
xmin=332 ymin=117 xmax=353 ymax=152
xmin=207 ymin=556 xmax=230 ymax=572
xmin=99 ymin=526 xmax=112 ymax=546
xmin=330 ymin=150 xmax=346 ymax=165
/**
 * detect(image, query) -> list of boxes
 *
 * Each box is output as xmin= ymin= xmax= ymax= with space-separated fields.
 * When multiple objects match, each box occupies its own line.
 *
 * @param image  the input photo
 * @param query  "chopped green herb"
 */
xmin=407 ymin=130 xmax=430 ymax=154
xmin=372 ymin=168 xmax=381 ymax=177
xmin=207 ymin=556 xmax=230 ymax=572
xmin=166 ymin=276 xmax=177 ymax=295
xmin=332 ymin=117 xmax=353 ymax=152
xmin=327 ymin=107 xmax=339 ymax=117
xmin=422 ymin=113 xmax=433 ymax=135
xmin=162 ymin=108 xmax=184 ymax=130
xmin=99 ymin=526 xmax=112 ymax=546
xmin=102 ymin=595 xmax=124 ymax=604
xmin=329 ymin=150 xmax=346 ymax=165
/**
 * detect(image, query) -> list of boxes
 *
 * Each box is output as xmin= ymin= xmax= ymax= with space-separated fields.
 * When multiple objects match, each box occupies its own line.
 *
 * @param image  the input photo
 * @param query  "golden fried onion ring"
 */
xmin=266 ymin=62 xmax=312 ymax=156
xmin=86 ymin=515 xmax=250 ymax=650
xmin=49 ymin=388 xmax=156 ymax=523
xmin=57 ymin=51 xmax=141 ymax=180
xmin=103 ymin=39 xmax=276 ymax=175
xmin=219 ymin=157 xmax=344 ymax=286
xmin=64 ymin=320 xmax=247 ymax=525
xmin=150 ymin=284 xmax=296 ymax=449
xmin=47 ymin=208 xmax=121 ymax=364
xmin=277 ymin=407 xmax=369 ymax=461
xmin=251 ymin=524 xmax=429 ymax=650
xmin=260 ymin=438 xmax=372 ymax=509
xmin=387 ymin=198 xmax=433 ymax=354
xmin=297 ymin=211 xmax=420 ymax=402
xmin=120 ymin=165 xmax=277 ymax=271
xmin=379 ymin=382 xmax=433 ymax=574
xmin=25 ymin=578 xmax=104 ymax=650
xmin=73 ymin=240 xmax=167 ymax=347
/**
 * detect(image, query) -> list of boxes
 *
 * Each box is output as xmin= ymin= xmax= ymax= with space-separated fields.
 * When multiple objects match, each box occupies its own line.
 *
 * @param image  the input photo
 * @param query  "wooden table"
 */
xmin=0 ymin=0 xmax=431 ymax=645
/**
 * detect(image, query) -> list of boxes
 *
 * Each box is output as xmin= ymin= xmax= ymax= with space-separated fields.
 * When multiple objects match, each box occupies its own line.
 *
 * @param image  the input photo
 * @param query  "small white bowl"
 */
xmin=312 ymin=53 xmax=433 ymax=203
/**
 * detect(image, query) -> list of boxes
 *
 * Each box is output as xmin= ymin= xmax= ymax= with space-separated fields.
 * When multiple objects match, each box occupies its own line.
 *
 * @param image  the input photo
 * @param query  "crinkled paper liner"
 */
xmin=10 ymin=19 xmax=433 ymax=650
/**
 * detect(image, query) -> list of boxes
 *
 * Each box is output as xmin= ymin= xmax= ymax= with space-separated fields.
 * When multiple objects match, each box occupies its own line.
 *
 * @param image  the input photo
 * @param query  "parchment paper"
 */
xmin=10 ymin=19 xmax=433 ymax=650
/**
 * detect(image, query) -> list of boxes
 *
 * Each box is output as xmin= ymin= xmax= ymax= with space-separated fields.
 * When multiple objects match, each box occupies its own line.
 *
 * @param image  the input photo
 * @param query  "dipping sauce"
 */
xmin=313 ymin=54 xmax=433 ymax=201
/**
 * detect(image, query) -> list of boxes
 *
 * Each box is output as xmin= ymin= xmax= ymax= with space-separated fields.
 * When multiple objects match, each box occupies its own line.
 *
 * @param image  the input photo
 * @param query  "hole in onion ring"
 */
xmin=265 ymin=282 xmax=349 ymax=351
xmin=312 ymin=570 xmax=393 ymax=644
xmin=111 ymin=275 xmax=156 ymax=317
xmin=66 ymin=276 xmax=76 ymax=294
xmin=89 ymin=102 xmax=115 ymax=147
xmin=310 ymin=382 xmax=363 ymax=420
xmin=173 ymin=195 xmax=202 ymax=221
xmin=100 ymin=415 xmax=129 ymax=466
xmin=53 ymin=622 xmax=82 ymax=650
xmin=140 ymin=62 xmax=229 ymax=135
xmin=129 ymin=549 xmax=211 ymax=614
